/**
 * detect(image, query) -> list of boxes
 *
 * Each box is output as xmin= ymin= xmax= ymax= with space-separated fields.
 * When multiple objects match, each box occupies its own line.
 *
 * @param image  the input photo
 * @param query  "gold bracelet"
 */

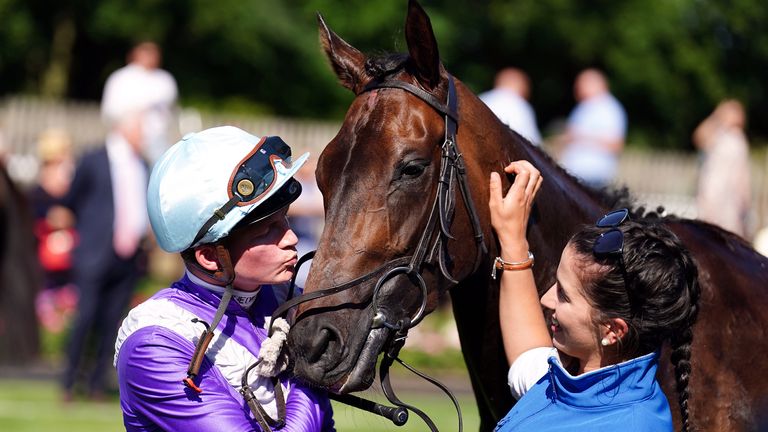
xmin=491 ymin=251 xmax=534 ymax=280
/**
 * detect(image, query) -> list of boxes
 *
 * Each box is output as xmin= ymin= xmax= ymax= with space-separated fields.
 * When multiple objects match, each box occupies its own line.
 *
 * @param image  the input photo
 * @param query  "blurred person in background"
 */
xmin=479 ymin=67 xmax=542 ymax=145
xmin=101 ymin=41 xmax=178 ymax=164
xmin=28 ymin=129 xmax=78 ymax=333
xmin=115 ymin=126 xmax=333 ymax=430
xmin=61 ymin=97 xmax=151 ymax=401
xmin=693 ymin=99 xmax=751 ymax=238
xmin=557 ymin=68 xmax=627 ymax=190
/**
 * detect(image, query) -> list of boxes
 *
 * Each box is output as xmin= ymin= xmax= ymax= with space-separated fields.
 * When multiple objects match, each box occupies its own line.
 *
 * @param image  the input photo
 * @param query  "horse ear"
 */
xmin=317 ymin=12 xmax=367 ymax=93
xmin=405 ymin=0 xmax=441 ymax=89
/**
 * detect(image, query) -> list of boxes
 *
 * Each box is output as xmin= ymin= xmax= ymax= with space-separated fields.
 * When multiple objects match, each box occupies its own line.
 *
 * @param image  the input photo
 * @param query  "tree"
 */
xmin=1 ymin=0 xmax=766 ymax=149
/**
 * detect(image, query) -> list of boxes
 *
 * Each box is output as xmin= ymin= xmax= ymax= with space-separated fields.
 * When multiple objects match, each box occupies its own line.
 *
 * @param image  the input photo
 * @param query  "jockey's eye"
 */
xmin=397 ymin=159 xmax=429 ymax=180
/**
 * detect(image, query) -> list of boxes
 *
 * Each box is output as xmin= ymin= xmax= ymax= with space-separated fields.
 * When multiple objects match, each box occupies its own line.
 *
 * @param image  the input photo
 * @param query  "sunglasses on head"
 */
xmin=592 ymin=208 xmax=630 ymax=288
xmin=593 ymin=208 xmax=629 ymax=256
xmin=191 ymin=136 xmax=294 ymax=248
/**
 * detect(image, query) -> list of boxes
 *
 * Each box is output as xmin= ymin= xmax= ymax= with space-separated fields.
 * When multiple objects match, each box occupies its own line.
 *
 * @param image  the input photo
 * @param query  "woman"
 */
xmin=490 ymin=161 xmax=700 ymax=432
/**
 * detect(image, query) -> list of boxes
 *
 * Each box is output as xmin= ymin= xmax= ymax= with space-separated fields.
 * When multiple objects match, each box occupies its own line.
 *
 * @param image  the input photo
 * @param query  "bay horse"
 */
xmin=287 ymin=1 xmax=768 ymax=430
xmin=0 ymin=164 xmax=41 ymax=365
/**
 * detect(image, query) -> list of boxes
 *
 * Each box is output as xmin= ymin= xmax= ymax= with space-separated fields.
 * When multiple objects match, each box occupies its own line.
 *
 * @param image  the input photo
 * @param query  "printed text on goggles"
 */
xmin=190 ymin=136 xmax=293 ymax=248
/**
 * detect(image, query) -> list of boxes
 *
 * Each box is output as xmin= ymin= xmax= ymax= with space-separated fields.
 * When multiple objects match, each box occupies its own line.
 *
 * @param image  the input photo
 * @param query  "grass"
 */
xmin=0 ymin=377 xmax=478 ymax=431
xmin=0 ymin=379 xmax=123 ymax=432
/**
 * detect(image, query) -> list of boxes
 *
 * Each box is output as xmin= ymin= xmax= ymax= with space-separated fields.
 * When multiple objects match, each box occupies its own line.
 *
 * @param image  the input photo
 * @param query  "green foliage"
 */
xmin=1 ymin=0 xmax=766 ymax=149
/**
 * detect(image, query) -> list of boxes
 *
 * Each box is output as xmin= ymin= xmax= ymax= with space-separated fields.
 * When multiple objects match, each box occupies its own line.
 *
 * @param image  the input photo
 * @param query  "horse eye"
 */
xmin=398 ymin=160 xmax=428 ymax=180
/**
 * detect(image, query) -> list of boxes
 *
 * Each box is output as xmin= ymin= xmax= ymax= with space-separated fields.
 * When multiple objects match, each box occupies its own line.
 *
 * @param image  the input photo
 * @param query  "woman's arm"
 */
xmin=489 ymin=161 xmax=552 ymax=366
xmin=692 ymin=110 xmax=722 ymax=151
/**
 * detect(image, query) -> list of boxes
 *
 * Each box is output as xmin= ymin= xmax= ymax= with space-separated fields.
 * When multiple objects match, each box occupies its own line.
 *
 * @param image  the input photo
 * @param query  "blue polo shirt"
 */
xmin=495 ymin=351 xmax=672 ymax=431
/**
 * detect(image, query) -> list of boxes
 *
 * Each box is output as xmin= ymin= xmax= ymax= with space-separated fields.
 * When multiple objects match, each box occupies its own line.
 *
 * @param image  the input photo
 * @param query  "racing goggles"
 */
xmin=191 ymin=136 xmax=295 ymax=247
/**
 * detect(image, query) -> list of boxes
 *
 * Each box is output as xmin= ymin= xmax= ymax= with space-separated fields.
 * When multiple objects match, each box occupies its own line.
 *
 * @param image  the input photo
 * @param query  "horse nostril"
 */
xmin=307 ymin=327 xmax=338 ymax=364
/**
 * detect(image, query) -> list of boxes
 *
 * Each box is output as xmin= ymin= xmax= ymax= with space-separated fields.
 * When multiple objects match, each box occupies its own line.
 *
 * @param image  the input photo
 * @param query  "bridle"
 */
xmin=269 ymin=74 xmax=488 ymax=431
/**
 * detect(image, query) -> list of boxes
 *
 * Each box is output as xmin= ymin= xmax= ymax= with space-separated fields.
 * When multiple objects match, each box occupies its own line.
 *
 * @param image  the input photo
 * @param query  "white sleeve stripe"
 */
xmin=114 ymin=298 xmax=288 ymax=419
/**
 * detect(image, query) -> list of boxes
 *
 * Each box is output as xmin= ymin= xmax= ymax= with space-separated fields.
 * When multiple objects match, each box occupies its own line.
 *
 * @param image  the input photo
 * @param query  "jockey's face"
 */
xmin=226 ymin=208 xmax=299 ymax=292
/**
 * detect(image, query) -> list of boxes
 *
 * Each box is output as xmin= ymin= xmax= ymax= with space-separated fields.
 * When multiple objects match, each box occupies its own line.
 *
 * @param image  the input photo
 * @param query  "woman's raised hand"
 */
xmin=488 ymin=160 xmax=543 ymax=259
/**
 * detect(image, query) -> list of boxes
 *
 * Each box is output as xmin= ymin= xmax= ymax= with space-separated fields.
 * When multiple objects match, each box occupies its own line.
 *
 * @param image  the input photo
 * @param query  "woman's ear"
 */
xmin=194 ymin=244 xmax=221 ymax=272
xmin=602 ymin=318 xmax=629 ymax=344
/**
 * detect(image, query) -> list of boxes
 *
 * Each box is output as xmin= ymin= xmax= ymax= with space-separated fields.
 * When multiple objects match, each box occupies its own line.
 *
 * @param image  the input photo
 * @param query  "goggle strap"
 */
xmin=191 ymin=195 xmax=242 ymax=248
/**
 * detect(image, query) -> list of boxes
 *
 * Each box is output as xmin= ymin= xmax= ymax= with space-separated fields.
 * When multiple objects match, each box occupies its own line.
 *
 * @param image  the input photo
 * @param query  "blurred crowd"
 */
xmin=481 ymin=67 xmax=628 ymax=190
xmin=479 ymin=66 xmax=760 ymax=245
xmin=0 ymin=41 xmax=327 ymax=403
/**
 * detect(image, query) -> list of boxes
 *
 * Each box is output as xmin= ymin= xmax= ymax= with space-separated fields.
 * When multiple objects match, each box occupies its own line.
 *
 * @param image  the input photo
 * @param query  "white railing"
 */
xmin=616 ymin=148 xmax=768 ymax=238
xmin=0 ymin=96 xmax=340 ymax=186
xmin=2 ymin=96 xmax=766 ymax=235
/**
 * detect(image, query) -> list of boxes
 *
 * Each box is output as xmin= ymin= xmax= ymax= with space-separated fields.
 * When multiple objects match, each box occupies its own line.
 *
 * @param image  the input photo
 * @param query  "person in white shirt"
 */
xmin=479 ymin=68 xmax=542 ymax=145
xmin=693 ymin=99 xmax=751 ymax=237
xmin=101 ymin=41 xmax=178 ymax=164
xmin=558 ymin=69 xmax=627 ymax=189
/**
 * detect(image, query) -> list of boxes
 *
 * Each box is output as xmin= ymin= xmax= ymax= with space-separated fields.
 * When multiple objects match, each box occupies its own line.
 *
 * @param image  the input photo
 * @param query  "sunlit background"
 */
xmin=1 ymin=1 xmax=766 ymax=430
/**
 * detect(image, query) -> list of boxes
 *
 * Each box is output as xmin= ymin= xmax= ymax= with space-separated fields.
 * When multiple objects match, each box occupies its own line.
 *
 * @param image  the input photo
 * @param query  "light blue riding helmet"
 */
xmin=147 ymin=126 xmax=309 ymax=253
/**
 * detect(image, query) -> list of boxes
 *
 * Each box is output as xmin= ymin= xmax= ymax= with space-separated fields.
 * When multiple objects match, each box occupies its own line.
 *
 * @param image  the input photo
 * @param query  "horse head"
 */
xmin=287 ymin=0 xmax=494 ymax=393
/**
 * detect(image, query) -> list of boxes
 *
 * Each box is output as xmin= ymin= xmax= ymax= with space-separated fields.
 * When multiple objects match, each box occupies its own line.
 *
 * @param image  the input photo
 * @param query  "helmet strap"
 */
xmin=185 ymin=243 xmax=237 ymax=287
xmin=213 ymin=244 xmax=236 ymax=285
xmin=182 ymin=244 xmax=236 ymax=393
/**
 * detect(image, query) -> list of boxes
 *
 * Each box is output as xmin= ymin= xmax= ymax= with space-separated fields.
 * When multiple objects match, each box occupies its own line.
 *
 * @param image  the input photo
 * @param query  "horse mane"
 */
xmin=663 ymin=215 xmax=758 ymax=253
xmin=513 ymin=131 xmax=637 ymax=211
xmin=524 ymin=140 xmax=755 ymax=252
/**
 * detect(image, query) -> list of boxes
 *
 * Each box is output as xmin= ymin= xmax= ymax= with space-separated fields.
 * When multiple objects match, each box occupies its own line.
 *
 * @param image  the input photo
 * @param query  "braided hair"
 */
xmin=571 ymin=220 xmax=701 ymax=432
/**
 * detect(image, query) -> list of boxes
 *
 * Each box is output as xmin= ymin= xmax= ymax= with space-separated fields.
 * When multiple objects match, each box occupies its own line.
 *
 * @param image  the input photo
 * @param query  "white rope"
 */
xmin=254 ymin=317 xmax=291 ymax=377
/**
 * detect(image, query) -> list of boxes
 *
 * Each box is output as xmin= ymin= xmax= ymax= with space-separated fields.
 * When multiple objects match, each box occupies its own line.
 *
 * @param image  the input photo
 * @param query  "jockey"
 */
xmin=114 ymin=126 xmax=334 ymax=431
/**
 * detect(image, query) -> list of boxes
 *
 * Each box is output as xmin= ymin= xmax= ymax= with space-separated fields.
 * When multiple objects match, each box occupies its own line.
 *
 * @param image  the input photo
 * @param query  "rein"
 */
xmin=270 ymin=74 xmax=487 ymax=431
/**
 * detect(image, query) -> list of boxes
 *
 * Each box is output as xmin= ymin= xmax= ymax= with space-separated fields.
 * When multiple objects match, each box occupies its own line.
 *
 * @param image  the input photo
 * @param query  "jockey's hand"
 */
xmin=489 ymin=160 xmax=543 ymax=260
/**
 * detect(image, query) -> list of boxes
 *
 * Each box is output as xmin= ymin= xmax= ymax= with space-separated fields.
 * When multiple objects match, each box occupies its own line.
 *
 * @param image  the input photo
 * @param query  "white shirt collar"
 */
xmin=184 ymin=268 xmax=261 ymax=309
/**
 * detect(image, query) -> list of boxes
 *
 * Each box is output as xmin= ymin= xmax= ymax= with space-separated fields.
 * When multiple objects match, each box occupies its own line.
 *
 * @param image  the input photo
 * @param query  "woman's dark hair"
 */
xmin=571 ymin=220 xmax=701 ymax=432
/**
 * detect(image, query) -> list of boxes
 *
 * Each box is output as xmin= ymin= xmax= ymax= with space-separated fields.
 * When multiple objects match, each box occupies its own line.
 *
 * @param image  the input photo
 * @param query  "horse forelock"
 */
xmin=361 ymin=52 xmax=451 ymax=100
xmin=363 ymin=53 xmax=408 ymax=82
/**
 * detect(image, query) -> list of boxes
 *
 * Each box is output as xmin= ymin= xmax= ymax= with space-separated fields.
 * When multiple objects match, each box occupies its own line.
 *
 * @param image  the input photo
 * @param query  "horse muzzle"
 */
xmin=287 ymin=309 xmax=390 ymax=393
